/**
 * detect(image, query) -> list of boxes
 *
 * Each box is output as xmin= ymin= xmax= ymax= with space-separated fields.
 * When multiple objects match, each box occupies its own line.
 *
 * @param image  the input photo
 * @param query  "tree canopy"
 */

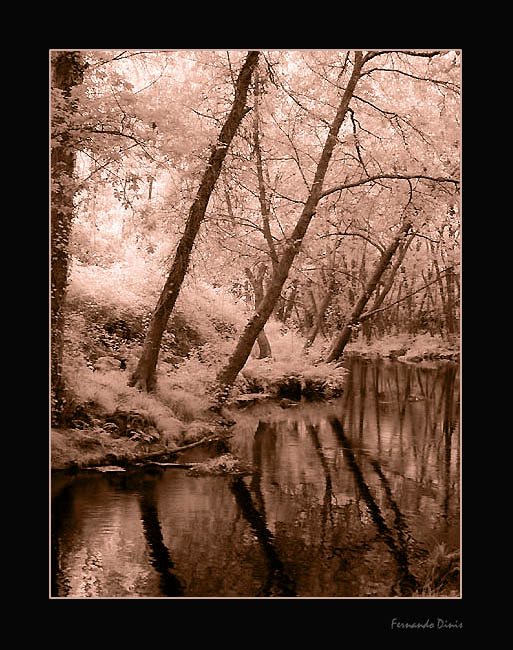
xmin=50 ymin=49 xmax=460 ymax=423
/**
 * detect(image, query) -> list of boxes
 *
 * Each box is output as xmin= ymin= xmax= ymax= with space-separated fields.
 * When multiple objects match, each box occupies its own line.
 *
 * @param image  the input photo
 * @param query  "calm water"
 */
xmin=51 ymin=358 xmax=460 ymax=598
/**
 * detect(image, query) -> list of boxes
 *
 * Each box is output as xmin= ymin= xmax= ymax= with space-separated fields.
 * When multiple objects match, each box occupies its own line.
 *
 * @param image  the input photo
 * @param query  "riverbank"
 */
xmin=52 ymin=357 xmax=460 ymax=598
xmin=50 ymin=364 xmax=346 ymax=472
xmin=51 ymin=416 xmax=235 ymax=472
xmin=51 ymin=333 xmax=459 ymax=472
xmin=345 ymin=332 xmax=460 ymax=363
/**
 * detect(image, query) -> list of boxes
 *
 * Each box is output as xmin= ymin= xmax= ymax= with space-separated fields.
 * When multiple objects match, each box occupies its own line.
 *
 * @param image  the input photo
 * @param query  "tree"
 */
xmin=129 ymin=51 xmax=260 ymax=391
xmin=244 ymin=264 xmax=272 ymax=358
xmin=215 ymin=52 xmax=365 ymax=398
xmin=51 ymin=51 xmax=85 ymax=425
xmin=326 ymin=216 xmax=413 ymax=362
xmin=51 ymin=50 xmax=170 ymax=422
xmin=55 ymin=50 xmax=460 ymax=419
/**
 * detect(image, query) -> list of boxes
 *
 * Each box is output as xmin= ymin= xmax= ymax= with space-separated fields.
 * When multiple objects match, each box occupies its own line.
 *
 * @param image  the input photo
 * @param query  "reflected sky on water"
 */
xmin=51 ymin=358 xmax=460 ymax=598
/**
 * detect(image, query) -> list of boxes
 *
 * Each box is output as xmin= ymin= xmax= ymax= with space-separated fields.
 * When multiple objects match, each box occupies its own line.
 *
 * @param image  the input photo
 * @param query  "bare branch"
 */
xmin=320 ymin=173 xmax=459 ymax=200
xmin=361 ymin=66 xmax=460 ymax=93
xmin=359 ymin=263 xmax=460 ymax=322
xmin=87 ymin=50 xmax=156 ymax=68
xmin=362 ymin=50 xmax=442 ymax=65
xmin=320 ymin=225 xmax=386 ymax=254
xmin=79 ymin=126 xmax=161 ymax=162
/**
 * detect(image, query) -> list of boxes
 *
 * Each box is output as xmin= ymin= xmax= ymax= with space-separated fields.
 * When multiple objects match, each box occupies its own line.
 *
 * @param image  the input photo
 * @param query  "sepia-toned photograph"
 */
xmin=50 ymin=49 xmax=461 ymax=603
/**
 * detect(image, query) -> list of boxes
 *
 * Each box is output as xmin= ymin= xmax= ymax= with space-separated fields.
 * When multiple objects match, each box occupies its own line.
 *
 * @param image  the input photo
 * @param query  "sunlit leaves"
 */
xmin=57 ymin=50 xmax=459 ymax=349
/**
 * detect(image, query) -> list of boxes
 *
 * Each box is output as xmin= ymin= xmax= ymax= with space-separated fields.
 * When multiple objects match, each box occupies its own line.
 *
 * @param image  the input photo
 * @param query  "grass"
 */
xmin=56 ymin=276 xmax=457 ymax=473
xmin=412 ymin=542 xmax=460 ymax=597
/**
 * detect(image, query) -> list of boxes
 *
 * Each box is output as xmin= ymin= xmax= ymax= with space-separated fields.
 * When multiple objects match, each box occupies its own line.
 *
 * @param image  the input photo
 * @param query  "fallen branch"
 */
xmin=143 ymin=462 xmax=197 ymax=469
xmin=141 ymin=433 xmax=226 ymax=461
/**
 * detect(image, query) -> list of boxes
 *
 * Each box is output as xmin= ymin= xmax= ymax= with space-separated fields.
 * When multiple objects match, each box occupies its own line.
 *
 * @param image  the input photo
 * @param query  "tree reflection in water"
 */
xmin=231 ymin=358 xmax=459 ymax=597
xmin=138 ymin=472 xmax=185 ymax=597
xmin=51 ymin=359 xmax=459 ymax=597
xmin=328 ymin=416 xmax=417 ymax=595
xmin=230 ymin=476 xmax=296 ymax=597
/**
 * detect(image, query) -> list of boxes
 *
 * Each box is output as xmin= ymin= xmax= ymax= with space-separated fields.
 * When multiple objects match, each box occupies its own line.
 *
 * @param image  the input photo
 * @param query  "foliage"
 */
xmin=187 ymin=453 xmax=252 ymax=476
xmin=237 ymin=322 xmax=348 ymax=398
xmin=346 ymin=331 xmax=459 ymax=361
xmin=52 ymin=48 xmax=460 ymax=429
xmin=413 ymin=542 xmax=460 ymax=597
xmin=63 ymin=364 xmax=183 ymax=437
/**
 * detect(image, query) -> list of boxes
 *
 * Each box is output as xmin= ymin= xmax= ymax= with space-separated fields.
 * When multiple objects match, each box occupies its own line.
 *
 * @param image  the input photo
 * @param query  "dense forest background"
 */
xmin=50 ymin=49 xmax=460 ymax=435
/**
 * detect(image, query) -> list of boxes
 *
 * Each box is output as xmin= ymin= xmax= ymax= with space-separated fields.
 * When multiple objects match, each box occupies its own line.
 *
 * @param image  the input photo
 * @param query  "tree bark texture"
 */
xmin=51 ymin=51 xmax=85 ymax=425
xmin=245 ymin=265 xmax=272 ymax=358
xmin=326 ymin=219 xmax=413 ymax=362
xmin=253 ymin=72 xmax=279 ymax=272
xmin=303 ymin=283 xmax=335 ymax=351
xmin=215 ymin=53 xmax=364 ymax=395
xmin=129 ymin=51 xmax=260 ymax=391
xmin=281 ymin=280 xmax=298 ymax=323
xmin=364 ymin=233 xmax=414 ymax=338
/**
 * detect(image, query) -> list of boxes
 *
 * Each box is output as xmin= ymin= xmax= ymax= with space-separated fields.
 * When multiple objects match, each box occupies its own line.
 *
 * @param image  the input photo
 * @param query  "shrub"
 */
xmin=237 ymin=320 xmax=348 ymax=399
xmin=63 ymin=365 xmax=183 ymax=439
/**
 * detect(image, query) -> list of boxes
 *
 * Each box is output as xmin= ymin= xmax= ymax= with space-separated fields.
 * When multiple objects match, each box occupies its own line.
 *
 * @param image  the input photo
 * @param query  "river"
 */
xmin=51 ymin=357 xmax=460 ymax=598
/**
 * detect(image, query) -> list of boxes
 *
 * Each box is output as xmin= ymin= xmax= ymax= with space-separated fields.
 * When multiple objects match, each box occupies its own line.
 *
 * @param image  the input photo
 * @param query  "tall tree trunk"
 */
xmin=215 ymin=52 xmax=364 ymax=397
xmin=281 ymin=280 xmax=298 ymax=324
xmin=444 ymin=265 xmax=457 ymax=336
xmin=430 ymin=244 xmax=447 ymax=337
xmin=245 ymin=265 xmax=272 ymax=358
xmin=129 ymin=51 xmax=259 ymax=391
xmin=51 ymin=51 xmax=85 ymax=425
xmin=364 ymin=233 xmax=414 ymax=340
xmin=326 ymin=219 xmax=412 ymax=363
xmin=253 ymin=70 xmax=279 ymax=273
xmin=303 ymin=281 xmax=335 ymax=351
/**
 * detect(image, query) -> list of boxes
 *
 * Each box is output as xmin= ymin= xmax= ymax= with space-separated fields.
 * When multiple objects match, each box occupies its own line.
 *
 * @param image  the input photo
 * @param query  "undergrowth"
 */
xmin=412 ymin=542 xmax=460 ymax=597
xmin=346 ymin=331 xmax=459 ymax=361
xmin=57 ymin=253 xmax=456 ymax=470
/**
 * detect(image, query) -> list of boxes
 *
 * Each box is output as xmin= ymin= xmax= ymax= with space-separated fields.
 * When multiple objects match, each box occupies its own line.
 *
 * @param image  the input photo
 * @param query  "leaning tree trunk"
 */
xmin=215 ymin=52 xmax=364 ymax=398
xmin=326 ymin=219 xmax=413 ymax=363
xmin=51 ymin=51 xmax=85 ymax=425
xmin=129 ymin=51 xmax=260 ymax=392
xmin=363 ymin=233 xmax=414 ymax=340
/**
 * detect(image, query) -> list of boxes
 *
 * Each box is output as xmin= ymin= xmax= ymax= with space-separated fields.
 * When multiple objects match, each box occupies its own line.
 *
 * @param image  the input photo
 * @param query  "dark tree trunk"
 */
xmin=129 ymin=51 xmax=260 ymax=391
xmin=50 ymin=51 xmax=85 ymax=425
xmin=303 ymin=282 xmax=335 ymax=351
xmin=444 ymin=265 xmax=457 ymax=335
xmin=245 ymin=265 xmax=272 ymax=359
xmin=326 ymin=219 xmax=413 ymax=362
xmin=363 ymin=233 xmax=414 ymax=340
xmin=281 ymin=280 xmax=298 ymax=324
xmin=215 ymin=53 xmax=364 ymax=396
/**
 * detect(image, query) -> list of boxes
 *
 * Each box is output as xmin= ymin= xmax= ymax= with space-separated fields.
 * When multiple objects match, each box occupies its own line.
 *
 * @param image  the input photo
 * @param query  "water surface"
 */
xmin=51 ymin=358 xmax=460 ymax=598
